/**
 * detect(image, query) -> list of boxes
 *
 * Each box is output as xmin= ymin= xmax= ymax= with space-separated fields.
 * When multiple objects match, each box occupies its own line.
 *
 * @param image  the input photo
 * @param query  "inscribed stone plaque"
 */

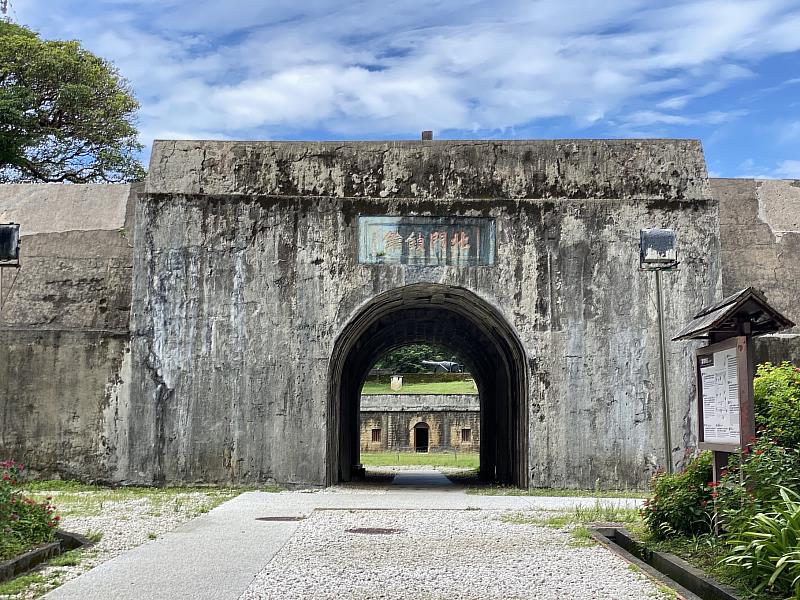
xmin=700 ymin=347 xmax=740 ymax=445
xmin=358 ymin=217 xmax=495 ymax=266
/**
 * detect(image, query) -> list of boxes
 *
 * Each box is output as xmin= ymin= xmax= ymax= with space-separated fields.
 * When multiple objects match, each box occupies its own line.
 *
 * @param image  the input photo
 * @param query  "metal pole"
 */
xmin=655 ymin=269 xmax=674 ymax=474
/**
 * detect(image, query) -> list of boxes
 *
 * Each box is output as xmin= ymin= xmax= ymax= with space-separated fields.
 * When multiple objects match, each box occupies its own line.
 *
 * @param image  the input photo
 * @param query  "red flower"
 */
xmin=755 ymin=449 xmax=764 ymax=455
xmin=53 ymin=515 xmax=60 ymax=521
xmin=711 ymin=491 xmax=719 ymax=499
xmin=709 ymin=481 xmax=719 ymax=488
xmin=742 ymin=446 xmax=750 ymax=455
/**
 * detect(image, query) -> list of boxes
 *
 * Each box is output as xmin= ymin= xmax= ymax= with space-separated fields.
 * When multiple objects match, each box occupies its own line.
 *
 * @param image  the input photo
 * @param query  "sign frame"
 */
xmin=696 ymin=336 xmax=755 ymax=452
xmin=357 ymin=216 xmax=496 ymax=267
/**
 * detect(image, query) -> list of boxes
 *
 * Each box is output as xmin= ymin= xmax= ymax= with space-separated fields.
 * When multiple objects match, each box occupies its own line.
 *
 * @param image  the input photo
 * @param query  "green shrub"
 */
xmin=716 ymin=437 xmax=800 ymax=533
xmin=722 ymin=487 xmax=800 ymax=598
xmin=642 ymin=451 xmax=714 ymax=538
xmin=754 ymin=362 xmax=800 ymax=448
xmin=0 ymin=460 xmax=60 ymax=561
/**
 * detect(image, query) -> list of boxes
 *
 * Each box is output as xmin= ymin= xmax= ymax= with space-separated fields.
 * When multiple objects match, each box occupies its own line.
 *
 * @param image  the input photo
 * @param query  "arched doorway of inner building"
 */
xmin=413 ymin=422 xmax=430 ymax=453
xmin=327 ymin=283 xmax=529 ymax=487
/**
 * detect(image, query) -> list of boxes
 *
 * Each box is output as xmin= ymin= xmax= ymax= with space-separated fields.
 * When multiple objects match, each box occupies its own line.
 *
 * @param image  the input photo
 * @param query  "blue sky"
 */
xmin=9 ymin=0 xmax=800 ymax=177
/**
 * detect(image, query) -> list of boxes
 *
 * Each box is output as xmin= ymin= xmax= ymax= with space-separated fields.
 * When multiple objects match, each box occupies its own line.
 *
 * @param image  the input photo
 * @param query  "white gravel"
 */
xmin=239 ymin=509 xmax=666 ymax=600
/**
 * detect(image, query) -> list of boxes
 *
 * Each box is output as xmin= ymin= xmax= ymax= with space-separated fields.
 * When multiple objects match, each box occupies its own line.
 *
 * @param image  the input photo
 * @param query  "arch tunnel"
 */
xmin=327 ymin=284 xmax=529 ymax=487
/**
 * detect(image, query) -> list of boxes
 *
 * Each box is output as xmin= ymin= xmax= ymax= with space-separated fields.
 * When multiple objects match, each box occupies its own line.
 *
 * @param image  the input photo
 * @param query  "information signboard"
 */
xmin=696 ymin=336 xmax=752 ymax=452
xmin=699 ymin=347 xmax=739 ymax=445
xmin=357 ymin=216 xmax=495 ymax=267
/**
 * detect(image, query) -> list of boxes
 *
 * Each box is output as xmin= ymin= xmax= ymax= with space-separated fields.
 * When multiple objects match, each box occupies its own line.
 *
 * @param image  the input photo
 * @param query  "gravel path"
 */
xmin=15 ymin=473 xmax=656 ymax=600
xmin=6 ymin=490 xmax=235 ymax=599
xmin=240 ymin=509 xmax=665 ymax=600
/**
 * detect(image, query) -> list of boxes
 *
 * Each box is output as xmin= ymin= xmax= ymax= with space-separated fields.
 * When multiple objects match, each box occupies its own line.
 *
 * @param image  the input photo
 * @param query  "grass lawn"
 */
xmin=361 ymin=380 xmax=478 ymax=395
xmin=465 ymin=484 xmax=649 ymax=498
xmin=360 ymin=451 xmax=480 ymax=469
xmin=20 ymin=482 xmax=255 ymax=517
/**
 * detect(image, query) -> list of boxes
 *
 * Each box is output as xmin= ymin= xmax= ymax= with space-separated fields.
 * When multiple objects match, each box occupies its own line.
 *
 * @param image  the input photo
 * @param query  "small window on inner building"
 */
xmin=461 ymin=428 xmax=471 ymax=443
xmin=372 ymin=428 xmax=381 ymax=443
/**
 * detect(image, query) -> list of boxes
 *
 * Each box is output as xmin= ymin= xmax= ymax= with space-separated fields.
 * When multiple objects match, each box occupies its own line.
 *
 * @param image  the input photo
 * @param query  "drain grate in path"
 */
xmin=255 ymin=516 xmax=305 ymax=522
xmin=345 ymin=527 xmax=403 ymax=535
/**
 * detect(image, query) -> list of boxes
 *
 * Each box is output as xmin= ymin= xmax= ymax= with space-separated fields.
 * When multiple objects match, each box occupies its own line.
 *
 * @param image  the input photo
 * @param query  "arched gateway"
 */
xmin=120 ymin=139 xmax=719 ymax=490
xmin=328 ymin=284 xmax=529 ymax=486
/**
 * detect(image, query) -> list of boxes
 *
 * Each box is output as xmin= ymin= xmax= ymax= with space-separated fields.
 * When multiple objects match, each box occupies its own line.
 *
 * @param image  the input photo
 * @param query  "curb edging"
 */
xmin=591 ymin=527 xmax=742 ymax=600
xmin=0 ymin=530 xmax=95 ymax=583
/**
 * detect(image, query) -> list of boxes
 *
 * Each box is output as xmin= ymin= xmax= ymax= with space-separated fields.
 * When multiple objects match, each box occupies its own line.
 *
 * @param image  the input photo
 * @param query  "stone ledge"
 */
xmin=0 ymin=184 xmax=134 ymax=235
xmin=146 ymin=139 xmax=709 ymax=200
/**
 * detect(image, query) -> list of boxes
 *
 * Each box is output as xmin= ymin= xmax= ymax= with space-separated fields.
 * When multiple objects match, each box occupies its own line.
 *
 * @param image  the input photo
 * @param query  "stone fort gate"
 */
xmin=118 ymin=139 xmax=718 ymax=489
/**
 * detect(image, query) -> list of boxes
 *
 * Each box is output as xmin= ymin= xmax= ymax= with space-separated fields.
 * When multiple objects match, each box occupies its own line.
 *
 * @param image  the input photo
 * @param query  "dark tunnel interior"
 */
xmin=328 ymin=284 xmax=529 ymax=487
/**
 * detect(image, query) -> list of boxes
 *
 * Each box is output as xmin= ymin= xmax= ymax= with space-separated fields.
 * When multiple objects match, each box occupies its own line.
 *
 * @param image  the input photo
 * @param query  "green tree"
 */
xmin=374 ymin=344 xmax=464 ymax=373
xmin=0 ymin=20 xmax=144 ymax=182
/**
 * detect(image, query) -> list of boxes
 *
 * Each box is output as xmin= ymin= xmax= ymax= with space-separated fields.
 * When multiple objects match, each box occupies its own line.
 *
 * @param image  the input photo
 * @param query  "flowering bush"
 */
xmin=0 ymin=460 xmax=59 ymax=561
xmin=716 ymin=436 xmax=800 ymax=533
xmin=753 ymin=362 xmax=800 ymax=448
xmin=642 ymin=451 xmax=714 ymax=538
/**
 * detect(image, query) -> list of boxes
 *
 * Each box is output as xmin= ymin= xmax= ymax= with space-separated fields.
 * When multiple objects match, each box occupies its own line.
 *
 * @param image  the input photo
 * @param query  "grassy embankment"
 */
xmin=360 ymin=451 xmax=480 ymax=469
xmin=361 ymin=380 xmax=478 ymax=395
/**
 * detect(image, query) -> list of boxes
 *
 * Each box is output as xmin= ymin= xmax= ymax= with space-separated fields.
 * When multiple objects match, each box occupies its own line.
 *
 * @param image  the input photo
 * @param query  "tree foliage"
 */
xmin=374 ymin=344 xmax=463 ymax=373
xmin=753 ymin=362 xmax=800 ymax=448
xmin=0 ymin=20 xmax=144 ymax=182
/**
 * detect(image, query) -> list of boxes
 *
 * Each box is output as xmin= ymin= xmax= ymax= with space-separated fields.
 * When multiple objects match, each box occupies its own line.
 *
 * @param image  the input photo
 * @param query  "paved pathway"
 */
xmin=44 ymin=470 xmax=651 ymax=600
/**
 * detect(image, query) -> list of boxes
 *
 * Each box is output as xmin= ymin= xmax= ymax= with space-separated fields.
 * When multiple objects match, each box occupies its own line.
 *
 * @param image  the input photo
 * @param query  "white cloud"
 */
xmin=10 ymin=0 xmax=800 ymax=156
xmin=777 ymin=120 xmax=800 ymax=144
xmin=775 ymin=160 xmax=800 ymax=178
xmin=737 ymin=158 xmax=800 ymax=179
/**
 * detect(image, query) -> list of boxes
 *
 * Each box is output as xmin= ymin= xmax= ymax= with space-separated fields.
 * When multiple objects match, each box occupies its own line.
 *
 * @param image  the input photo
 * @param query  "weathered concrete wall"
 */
xmin=0 ymin=184 xmax=138 ymax=480
xmin=712 ymin=178 xmax=800 ymax=363
xmin=5 ymin=142 xmax=755 ymax=488
xmin=360 ymin=394 xmax=480 ymax=452
xmin=126 ymin=140 xmax=719 ymax=489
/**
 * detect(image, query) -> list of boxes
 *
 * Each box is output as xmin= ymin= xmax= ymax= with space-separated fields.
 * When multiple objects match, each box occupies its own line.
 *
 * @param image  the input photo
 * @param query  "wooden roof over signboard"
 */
xmin=672 ymin=287 xmax=795 ymax=341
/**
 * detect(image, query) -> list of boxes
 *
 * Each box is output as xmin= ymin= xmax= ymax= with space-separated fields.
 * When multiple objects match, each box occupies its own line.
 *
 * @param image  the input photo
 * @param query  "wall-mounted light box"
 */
xmin=640 ymin=228 xmax=677 ymax=270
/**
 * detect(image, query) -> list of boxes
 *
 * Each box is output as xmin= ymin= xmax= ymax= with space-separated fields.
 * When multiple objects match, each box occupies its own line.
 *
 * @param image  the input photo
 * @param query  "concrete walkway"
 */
xmin=388 ymin=469 xmax=456 ymax=489
xmin=44 ymin=471 xmax=644 ymax=600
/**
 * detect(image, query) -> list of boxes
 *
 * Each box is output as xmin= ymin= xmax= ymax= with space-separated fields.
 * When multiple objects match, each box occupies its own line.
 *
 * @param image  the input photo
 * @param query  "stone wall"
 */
xmin=711 ymin=179 xmax=800 ymax=363
xmin=360 ymin=394 xmax=480 ymax=452
xmin=125 ymin=140 xmax=720 ymax=489
xmin=0 ymin=184 xmax=139 ymax=481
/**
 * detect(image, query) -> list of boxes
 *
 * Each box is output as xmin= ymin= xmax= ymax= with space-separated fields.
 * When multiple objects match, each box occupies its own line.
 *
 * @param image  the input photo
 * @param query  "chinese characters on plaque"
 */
xmin=700 ymin=348 xmax=740 ymax=445
xmin=358 ymin=217 xmax=495 ymax=266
